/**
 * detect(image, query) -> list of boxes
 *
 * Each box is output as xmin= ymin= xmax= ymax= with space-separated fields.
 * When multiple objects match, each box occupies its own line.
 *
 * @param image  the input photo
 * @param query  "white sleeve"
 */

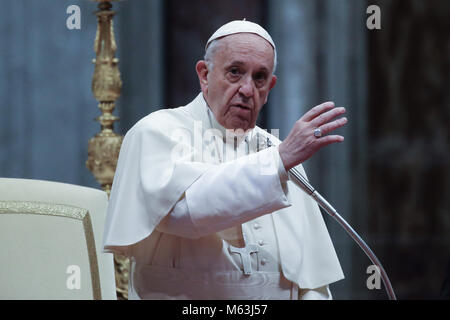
xmin=299 ymin=285 xmax=333 ymax=300
xmin=156 ymin=147 xmax=291 ymax=238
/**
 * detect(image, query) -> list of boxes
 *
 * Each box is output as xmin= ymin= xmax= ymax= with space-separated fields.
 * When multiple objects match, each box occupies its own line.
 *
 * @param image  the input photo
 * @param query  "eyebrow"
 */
xmin=227 ymin=61 xmax=245 ymax=67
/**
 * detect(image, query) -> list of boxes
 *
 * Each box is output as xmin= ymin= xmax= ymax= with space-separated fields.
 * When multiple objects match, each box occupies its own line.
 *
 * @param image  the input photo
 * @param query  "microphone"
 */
xmin=262 ymin=134 xmax=397 ymax=300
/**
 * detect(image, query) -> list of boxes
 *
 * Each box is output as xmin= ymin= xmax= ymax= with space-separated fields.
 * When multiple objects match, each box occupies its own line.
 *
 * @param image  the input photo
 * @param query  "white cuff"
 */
xmin=299 ymin=285 xmax=333 ymax=300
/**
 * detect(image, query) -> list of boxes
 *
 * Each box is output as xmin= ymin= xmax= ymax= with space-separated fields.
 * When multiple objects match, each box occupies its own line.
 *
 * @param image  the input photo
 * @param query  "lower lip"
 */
xmin=231 ymin=106 xmax=251 ymax=114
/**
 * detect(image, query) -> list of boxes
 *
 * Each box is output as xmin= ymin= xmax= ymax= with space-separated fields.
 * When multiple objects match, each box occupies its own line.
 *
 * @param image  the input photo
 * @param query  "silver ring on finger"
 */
xmin=313 ymin=128 xmax=322 ymax=138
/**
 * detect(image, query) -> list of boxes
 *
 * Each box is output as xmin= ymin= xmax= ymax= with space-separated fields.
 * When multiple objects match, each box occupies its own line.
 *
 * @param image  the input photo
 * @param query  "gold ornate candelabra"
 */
xmin=86 ymin=0 xmax=129 ymax=300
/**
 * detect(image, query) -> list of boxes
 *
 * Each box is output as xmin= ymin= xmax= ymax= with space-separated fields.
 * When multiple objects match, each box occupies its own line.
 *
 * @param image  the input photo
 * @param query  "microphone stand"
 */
xmin=288 ymin=167 xmax=397 ymax=300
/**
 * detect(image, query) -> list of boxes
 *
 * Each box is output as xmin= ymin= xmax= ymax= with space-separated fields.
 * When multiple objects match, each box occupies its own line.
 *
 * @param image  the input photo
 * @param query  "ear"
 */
xmin=269 ymin=74 xmax=277 ymax=91
xmin=264 ymin=75 xmax=277 ymax=104
xmin=196 ymin=60 xmax=209 ymax=94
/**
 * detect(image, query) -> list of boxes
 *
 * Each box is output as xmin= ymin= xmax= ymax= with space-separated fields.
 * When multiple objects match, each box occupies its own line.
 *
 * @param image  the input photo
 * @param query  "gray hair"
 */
xmin=204 ymin=37 xmax=278 ymax=74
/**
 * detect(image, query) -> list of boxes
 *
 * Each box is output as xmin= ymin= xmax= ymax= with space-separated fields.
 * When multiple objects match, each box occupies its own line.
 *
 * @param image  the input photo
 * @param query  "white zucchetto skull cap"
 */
xmin=205 ymin=19 xmax=276 ymax=51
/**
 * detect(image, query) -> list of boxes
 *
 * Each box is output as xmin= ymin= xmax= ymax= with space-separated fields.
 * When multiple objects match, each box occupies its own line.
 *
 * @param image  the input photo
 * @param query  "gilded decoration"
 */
xmin=87 ymin=0 xmax=129 ymax=300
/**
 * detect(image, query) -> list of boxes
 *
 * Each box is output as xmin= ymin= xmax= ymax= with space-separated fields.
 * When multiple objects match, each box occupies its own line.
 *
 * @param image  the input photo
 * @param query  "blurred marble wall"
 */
xmin=0 ymin=0 xmax=164 ymax=188
xmin=0 ymin=0 xmax=98 ymax=187
xmin=367 ymin=0 xmax=450 ymax=299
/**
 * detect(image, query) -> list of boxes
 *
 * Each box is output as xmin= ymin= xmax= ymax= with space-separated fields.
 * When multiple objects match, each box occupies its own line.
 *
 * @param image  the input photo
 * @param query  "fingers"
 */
xmin=281 ymin=102 xmax=348 ymax=170
xmin=316 ymin=135 xmax=345 ymax=147
xmin=310 ymin=107 xmax=346 ymax=128
xmin=317 ymin=116 xmax=347 ymax=136
xmin=302 ymin=101 xmax=335 ymax=122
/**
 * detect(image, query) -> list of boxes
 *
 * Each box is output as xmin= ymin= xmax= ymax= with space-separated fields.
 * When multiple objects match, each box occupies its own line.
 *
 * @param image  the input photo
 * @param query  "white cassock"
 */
xmin=102 ymin=93 xmax=344 ymax=300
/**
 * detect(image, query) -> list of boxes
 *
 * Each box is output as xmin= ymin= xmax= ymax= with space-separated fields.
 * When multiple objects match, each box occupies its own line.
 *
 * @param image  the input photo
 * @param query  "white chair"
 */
xmin=0 ymin=178 xmax=116 ymax=299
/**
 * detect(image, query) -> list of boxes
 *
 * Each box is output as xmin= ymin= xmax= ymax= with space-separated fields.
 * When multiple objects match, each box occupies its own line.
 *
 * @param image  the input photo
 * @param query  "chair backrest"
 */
xmin=0 ymin=178 xmax=117 ymax=299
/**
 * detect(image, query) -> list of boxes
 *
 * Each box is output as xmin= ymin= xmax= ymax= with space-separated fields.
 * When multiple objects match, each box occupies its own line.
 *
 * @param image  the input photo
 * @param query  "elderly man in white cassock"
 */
xmin=103 ymin=20 xmax=348 ymax=300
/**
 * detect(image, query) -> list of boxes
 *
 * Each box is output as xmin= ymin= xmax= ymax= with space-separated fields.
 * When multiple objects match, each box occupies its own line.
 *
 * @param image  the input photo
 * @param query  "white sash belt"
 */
xmin=129 ymin=263 xmax=297 ymax=300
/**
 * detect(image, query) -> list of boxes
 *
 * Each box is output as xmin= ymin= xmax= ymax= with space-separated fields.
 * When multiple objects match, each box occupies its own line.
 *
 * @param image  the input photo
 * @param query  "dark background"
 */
xmin=1 ymin=0 xmax=448 ymax=299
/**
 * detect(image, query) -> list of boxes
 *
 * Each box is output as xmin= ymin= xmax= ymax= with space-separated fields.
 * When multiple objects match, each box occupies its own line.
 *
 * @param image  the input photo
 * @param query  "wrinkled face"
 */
xmin=196 ymin=33 xmax=277 ymax=131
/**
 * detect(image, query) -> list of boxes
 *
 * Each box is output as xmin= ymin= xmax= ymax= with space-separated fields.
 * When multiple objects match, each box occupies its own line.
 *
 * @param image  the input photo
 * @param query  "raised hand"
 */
xmin=278 ymin=102 xmax=347 ymax=171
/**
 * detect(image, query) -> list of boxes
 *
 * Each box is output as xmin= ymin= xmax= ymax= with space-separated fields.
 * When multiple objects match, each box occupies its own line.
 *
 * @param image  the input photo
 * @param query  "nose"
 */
xmin=238 ymin=76 xmax=254 ymax=98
